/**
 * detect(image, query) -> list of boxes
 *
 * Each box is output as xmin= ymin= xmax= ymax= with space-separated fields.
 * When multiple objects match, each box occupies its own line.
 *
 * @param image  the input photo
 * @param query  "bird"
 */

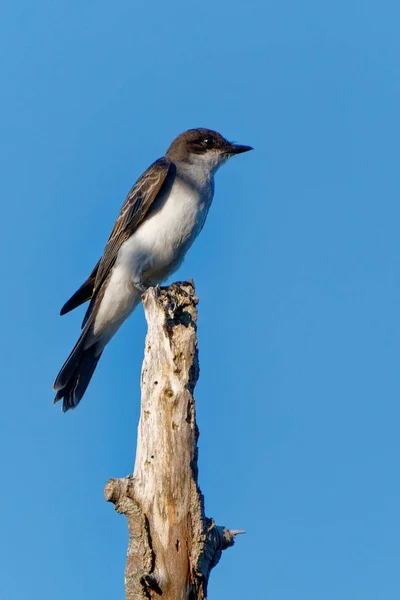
xmin=53 ymin=128 xmax=252 ymax=411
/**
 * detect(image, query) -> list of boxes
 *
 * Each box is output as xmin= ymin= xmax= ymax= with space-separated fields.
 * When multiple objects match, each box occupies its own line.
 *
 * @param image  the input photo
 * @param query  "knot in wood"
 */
xmin=104 ymin=478 xmax=123 ymax=504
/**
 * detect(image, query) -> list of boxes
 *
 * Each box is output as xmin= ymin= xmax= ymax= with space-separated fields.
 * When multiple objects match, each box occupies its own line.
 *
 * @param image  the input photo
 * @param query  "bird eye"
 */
xmin=203 ymin=137 xmax=213 ymax=148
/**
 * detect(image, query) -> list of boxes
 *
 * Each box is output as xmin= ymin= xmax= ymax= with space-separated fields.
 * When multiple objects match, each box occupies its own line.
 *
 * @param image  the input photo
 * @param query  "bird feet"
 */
xmin=133 ymin=280 xmax=147 ymax=294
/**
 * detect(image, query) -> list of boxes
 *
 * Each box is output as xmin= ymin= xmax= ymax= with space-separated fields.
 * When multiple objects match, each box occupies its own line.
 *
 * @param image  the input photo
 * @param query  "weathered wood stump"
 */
xmin=105 ymin=281 xmax=243 ymax=600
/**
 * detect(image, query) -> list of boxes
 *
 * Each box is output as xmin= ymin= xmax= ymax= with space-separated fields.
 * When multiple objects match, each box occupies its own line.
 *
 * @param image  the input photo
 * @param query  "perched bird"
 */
xmin=53 ymin=128 xmax=252 ymax=411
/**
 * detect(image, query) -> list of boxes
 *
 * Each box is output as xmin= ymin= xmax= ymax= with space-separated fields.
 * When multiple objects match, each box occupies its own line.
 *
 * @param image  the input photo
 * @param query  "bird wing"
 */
xmin=60 ymin=260 xmax=100 ymax=316
xmin=81 ymin=157 xmax=174 ymax=328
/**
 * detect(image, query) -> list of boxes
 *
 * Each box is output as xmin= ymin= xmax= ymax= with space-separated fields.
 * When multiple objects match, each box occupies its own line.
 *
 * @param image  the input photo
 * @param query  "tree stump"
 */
xmin=105 ymin=281 xmax=243 ymax=600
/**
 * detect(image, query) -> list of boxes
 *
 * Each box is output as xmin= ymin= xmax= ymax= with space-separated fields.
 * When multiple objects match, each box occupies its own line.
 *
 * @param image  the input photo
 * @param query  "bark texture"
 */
xmin=105 ymin=281 xmax=242 ymax=600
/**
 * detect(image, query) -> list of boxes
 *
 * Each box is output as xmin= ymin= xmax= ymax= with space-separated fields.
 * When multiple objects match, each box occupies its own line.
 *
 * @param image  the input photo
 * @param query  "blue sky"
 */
xmin=1 ymin=0 xmax=399 ymax=598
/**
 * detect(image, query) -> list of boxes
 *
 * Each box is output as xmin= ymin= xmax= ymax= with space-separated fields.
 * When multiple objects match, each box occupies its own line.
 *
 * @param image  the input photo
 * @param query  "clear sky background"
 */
xmin=1 ymin=1 xmax=399 ymax=598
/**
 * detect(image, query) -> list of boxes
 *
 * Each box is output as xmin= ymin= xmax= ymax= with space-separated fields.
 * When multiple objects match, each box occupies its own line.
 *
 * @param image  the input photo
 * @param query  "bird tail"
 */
xmin=53 ymin=328 xmax=103 ymax=412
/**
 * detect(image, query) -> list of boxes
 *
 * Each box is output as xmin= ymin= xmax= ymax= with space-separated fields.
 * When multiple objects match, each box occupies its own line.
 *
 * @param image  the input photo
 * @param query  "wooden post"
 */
xmin=105 ymin=281 xmax=243 ymax=599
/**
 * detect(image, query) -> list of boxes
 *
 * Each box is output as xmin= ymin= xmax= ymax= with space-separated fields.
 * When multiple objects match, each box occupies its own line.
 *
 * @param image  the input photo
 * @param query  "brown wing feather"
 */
xmin=60 ymin=260 xmax=100 ymax=316
xmin=81 ymin=157 xmax=174 ymax=328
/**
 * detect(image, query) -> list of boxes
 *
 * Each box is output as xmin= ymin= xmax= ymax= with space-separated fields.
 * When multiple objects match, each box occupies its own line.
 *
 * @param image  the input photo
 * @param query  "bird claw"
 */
xmin=133 ymin=280 xmax=147 ymax=294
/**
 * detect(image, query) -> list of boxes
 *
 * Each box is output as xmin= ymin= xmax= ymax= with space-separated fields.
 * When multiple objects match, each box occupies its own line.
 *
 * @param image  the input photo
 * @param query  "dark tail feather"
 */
xmin=53 ymin=329 xmax=102 ymax=412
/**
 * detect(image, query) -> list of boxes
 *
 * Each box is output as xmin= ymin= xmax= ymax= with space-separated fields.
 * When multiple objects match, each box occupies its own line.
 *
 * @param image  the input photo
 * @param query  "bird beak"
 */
xmin=225 ymin=142 xmax=253 ymax=155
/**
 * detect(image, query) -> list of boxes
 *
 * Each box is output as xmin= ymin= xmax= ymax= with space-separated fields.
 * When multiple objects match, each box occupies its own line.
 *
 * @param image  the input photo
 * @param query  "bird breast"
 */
xmin=118 ymin=176 xmax=213 ymax=282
